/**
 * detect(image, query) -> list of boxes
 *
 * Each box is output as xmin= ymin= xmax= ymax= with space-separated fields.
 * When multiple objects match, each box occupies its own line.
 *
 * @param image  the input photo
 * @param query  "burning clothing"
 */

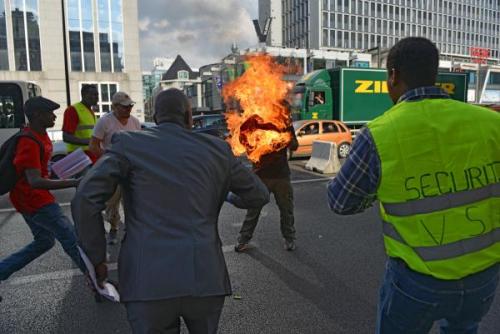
xmin=253 ymin=126 xmax=298 ymax=179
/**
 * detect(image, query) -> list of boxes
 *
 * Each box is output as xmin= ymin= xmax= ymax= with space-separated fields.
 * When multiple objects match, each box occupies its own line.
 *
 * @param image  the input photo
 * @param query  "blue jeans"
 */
xmin=0 ymin=203 xmax=85 ymax=281
xmin=377 ymin=258 xmax=499 ymax=334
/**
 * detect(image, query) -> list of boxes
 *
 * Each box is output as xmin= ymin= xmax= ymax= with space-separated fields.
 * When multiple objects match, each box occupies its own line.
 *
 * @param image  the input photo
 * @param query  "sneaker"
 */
xmin=234 ymin=242 xmax=250 ymax=253
xmin=107 ymin=229 xmax=118 ymax=245
xmin=284 ymin=240 xmax=296 ymax=251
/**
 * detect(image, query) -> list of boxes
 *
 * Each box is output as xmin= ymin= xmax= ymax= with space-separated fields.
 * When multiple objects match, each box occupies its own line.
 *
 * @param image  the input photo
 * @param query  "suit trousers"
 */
xmin=125 ymin=295 xmax=225 ymax=334
xmin=238 ymin=176 xmax=295 ymax=243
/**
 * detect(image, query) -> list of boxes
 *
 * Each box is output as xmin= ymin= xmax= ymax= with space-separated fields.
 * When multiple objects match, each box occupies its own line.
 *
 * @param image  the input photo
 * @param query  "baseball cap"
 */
xmin=24 ymin=96 xmax=60 ymax=116
xmin=111 ymin=91 xmax=135 ymax=106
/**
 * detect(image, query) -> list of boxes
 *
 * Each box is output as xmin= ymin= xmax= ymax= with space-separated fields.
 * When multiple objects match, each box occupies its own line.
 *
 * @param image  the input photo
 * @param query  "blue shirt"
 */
xmin=327 ymin=86 xmax=450 ymax=214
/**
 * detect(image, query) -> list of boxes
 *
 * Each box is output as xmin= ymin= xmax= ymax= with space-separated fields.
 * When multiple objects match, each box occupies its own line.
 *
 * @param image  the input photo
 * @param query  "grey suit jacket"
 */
xmin=71 ymin=122 xmax=269 ymax=302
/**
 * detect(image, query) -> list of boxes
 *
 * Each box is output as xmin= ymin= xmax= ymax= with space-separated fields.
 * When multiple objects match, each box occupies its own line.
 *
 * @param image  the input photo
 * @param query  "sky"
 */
xmin=138 ymin=1 xmax=259 ymax=71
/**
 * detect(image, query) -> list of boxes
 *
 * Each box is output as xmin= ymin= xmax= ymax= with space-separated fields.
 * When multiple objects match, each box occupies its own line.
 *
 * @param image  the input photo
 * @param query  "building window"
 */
xmin=80 ymin=81 xmax=118 ymax=117
xmin=0 ymin=0 xmax=8 ymax=69
xmin=67 ymin=0 xmax=96 ymax=72
xmin=97 ymin=0 xmax=124 ymax=72
xmin=178 ymin=70 xmax=189 ymax=80
xmin=11 ymin=0 xmax=42 ymax=71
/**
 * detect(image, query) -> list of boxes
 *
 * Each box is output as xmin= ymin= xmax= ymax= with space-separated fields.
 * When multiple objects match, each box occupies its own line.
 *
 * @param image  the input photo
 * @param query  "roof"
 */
xmin=161 ymin=55 xmax=198 ymax=80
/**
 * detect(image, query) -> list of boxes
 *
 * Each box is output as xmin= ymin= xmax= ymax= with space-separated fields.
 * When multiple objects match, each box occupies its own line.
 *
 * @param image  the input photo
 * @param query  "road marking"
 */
xmin=0 ymin=202 xmax=70 ymax=214
xmin=5 ymin=246 xmax=235 ymax=286
xmin=291 ymin=178 xmax=330 ymax=184
xmin=0 ymin=178 xmax=331 ymax=215
xmin=289 ymin=163 xmax=335 ymax=178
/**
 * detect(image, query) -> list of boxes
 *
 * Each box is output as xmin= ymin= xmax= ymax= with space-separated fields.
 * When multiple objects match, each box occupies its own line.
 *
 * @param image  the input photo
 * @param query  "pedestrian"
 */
xmin=62 ymin=84 xmax=98 ymax=161
xmin=327 ymin=37 xmax=500 ymax=334
xmin=234 ymin=108 xmax=299 ymax=252
xmin=0 ymin=97 xmax=85 ymax=299
xmin=88 ymin=91 xmax=141 ymax=245
xmin=72 ymin=88 xmax=269 ymax=333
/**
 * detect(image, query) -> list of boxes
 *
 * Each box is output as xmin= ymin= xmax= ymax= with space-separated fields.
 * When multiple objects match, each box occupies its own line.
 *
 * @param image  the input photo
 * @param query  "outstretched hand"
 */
xmin=94 ymin=262 xmax=108 ymax=289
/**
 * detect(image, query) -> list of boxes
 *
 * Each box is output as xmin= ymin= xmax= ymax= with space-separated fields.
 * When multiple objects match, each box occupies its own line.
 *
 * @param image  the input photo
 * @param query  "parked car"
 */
xmin=51 ymin=140 xmax=67 ymax=162
xmin=192 ymin=114 xmax=228 ymax=139
xmin=292 ymin=119 xmax=352 ymax=159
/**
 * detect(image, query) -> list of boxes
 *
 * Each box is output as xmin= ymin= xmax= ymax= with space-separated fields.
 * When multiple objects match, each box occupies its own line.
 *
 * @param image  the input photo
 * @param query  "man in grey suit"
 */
xmin=72 ymin=88 xmax=269 ymax=334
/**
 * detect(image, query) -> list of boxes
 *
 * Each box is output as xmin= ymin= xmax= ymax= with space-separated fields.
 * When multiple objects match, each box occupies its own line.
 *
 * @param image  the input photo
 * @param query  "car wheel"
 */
xmin=338 ymin=142 xmax=351 ymax=159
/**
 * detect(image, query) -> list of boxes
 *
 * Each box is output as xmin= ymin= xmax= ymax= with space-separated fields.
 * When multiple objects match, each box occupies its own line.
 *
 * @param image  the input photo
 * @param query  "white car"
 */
xmin=51 ymin=140 xmax=67 ymax=162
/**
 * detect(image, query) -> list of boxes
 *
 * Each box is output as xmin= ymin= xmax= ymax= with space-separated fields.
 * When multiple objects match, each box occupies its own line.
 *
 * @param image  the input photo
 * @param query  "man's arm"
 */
xmin=327 ymin=128 xmax=380 ymax=215
xmin=88 ymin=136 xmax=104 ymax=158
xmin=63 ymin=132 xmax=89 ymax=146
xmin=288 ymin=126 xmax=299 ymax=152
xmin=25 ymin=169 xmax=79 ymax=189
xmin=228 ymin=154 xmax=270 ymax=209
xmin=71 ymin=134 xmax=130 ymax=269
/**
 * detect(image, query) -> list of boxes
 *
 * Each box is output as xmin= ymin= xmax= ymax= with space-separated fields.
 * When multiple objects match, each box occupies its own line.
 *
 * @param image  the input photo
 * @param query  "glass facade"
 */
xmin=110 ymin=0 xmax=123 ymax=72
xmin=281 ymin=0 xmax=500 ymax=63
xmin=11 ymin=0 xmax=42 ymax=71
xmin=97 ymin=0 xmax=123 ymax=72
xmin=68 ymin=0 xmax=123 ymax=72
xmin=0 ymin=0 xmax=8 ymax=70
xmin=81 ymin=82 xmax=117 ymax=116
xmin=67 ymin=0 xmax=95 ymax=72
xmin=282 ymin=0 xmax=309 ymax=48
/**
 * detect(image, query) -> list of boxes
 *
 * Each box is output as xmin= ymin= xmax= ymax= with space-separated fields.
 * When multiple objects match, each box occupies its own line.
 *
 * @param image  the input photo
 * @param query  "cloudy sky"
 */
xmin=138 ymin=1 xmax=259 ymax=71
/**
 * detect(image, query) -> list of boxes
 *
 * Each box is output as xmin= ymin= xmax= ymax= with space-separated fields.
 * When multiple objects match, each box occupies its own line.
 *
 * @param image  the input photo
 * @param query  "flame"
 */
xmin=222 ymin=54 xmax=292 ymax=164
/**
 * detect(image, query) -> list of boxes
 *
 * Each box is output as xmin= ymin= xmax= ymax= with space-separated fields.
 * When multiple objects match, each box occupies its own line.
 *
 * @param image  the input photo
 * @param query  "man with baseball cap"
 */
xmin=0 ymin=96 xmax=85 ymax=295
xmin=89 ymin=91 xmax=141 ymax=245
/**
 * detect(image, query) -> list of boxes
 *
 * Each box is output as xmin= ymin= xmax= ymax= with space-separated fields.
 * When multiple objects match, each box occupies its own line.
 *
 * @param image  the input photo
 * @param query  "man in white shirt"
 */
xmin=89 ymin=91 xmax=141 ymax=244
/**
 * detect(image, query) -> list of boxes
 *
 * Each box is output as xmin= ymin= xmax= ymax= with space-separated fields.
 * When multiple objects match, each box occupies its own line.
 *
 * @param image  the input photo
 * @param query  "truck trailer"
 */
xmin=291 ymin=68 xmax=468 ymax=128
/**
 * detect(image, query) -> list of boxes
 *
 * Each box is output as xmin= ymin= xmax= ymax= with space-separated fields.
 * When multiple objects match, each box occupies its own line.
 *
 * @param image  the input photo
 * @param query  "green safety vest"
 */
xmin=66 ymin=102 xmax=96 ymax=153
xmin=367 ymin=98 xmax=500 ymax=280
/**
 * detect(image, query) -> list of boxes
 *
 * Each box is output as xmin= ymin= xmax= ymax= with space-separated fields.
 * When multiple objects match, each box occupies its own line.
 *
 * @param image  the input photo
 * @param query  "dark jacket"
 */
xmin=72 ymin=122 xmax=269 ymax=302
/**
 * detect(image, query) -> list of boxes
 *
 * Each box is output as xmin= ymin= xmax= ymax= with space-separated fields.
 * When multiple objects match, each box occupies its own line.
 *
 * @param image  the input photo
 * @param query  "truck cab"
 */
xmin=292 ymin=70 xmax=333 ymax=121
xmin=0 ymin=81 xmax=42 ymax=145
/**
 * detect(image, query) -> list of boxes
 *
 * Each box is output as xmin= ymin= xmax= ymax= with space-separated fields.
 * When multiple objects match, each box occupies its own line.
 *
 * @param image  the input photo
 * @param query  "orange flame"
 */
xmin=222 ymin=54 xmax=292 ymax=164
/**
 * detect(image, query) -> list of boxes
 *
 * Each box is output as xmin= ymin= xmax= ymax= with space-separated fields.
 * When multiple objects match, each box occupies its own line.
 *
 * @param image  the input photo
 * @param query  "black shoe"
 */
xmin=284 ymin=240 xmax=296 ymax=251
xmin=234 ymin=242 xmax=250 ymax=253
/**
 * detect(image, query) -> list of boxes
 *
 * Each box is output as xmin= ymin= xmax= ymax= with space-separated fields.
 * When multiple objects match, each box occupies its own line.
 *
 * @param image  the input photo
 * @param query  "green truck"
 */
xmin=291 ymin=68 xmax=468 ymax=128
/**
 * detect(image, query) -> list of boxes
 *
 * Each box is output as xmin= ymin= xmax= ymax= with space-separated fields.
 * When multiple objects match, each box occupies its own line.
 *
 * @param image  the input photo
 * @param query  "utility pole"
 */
xmin=61 ymin=0 xmax=71 ymax=106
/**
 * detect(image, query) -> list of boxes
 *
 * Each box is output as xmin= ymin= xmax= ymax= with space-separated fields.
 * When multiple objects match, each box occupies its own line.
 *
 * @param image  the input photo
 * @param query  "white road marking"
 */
xmin=291 ymin=178 xmax=330 ymax=184
xmin=0 ymin=202 xmax=69 ymax=214
xmin=0 ymin=178 xmax=330 ymax=214
xmin=4 ymin=247 xmax=236 ymax=286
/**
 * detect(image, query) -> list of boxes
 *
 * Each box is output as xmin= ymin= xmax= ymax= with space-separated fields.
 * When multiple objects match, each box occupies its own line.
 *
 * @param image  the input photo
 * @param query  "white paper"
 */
xmin=78 ymin=246 xmax=120 ymax=302
xmin=51 ymin=148 xmax=92 ymax=179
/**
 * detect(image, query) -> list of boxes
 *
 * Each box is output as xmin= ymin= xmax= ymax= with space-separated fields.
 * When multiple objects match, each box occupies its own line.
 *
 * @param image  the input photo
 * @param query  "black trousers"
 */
xmin=238 ymin=176 xmax=296 ymax=243
xmin=126 ymin=296 xmax=225 ymax=334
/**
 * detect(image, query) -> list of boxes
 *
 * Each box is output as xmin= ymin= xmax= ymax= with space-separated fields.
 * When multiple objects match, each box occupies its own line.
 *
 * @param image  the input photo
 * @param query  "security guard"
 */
xmin=328 ymin=37 xmax=500 ymax=334
xmin=62 ymin=84 xmax=98 ymax=156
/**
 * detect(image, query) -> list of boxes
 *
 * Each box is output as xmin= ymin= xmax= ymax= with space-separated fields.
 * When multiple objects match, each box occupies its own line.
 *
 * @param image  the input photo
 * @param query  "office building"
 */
xmin=260 ymin=0 xmax=500 ymax=101
xmin=0 ymin=0 xmax=144 ymax=128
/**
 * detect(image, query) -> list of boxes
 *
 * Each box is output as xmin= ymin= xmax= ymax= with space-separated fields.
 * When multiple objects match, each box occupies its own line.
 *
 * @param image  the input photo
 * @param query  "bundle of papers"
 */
xmin=78 ymin=246 xmax=120 ymax=303
xmin=51 ymin=148 xmax=92 ymax=179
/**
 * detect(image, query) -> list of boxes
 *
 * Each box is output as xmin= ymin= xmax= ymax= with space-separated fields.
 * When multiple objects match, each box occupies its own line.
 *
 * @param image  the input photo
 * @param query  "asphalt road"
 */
xmin=0 ymin=161 xmax=499 ymax=333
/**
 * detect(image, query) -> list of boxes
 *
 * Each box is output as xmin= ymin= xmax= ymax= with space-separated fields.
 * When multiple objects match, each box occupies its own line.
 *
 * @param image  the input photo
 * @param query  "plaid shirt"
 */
xmin=327 ymin=86 xmax=450 ymax=214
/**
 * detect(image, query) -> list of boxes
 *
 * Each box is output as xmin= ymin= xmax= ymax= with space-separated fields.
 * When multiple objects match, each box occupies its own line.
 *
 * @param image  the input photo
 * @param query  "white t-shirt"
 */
xmin=92 ymin=112 xmax=141 ymax=150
